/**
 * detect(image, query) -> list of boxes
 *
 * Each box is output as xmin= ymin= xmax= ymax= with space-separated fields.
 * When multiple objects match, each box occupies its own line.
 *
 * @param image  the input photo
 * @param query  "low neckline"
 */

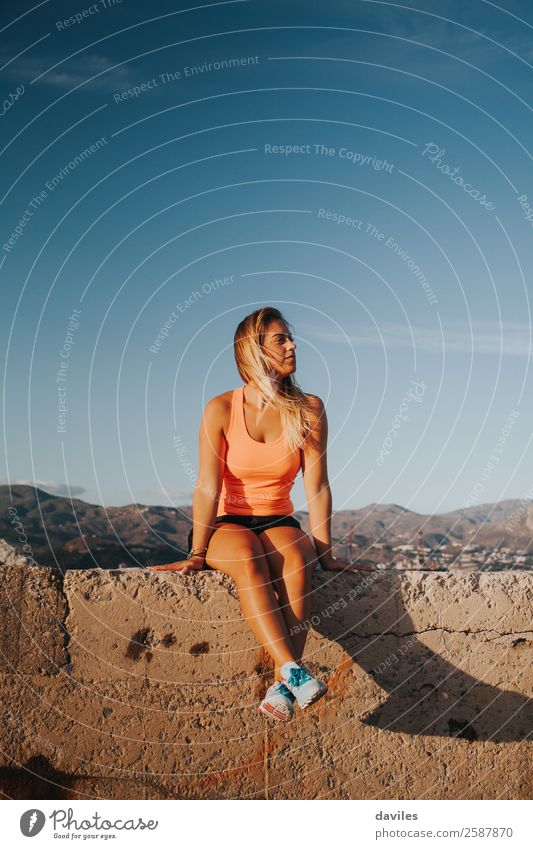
xmin=239 ymin=385 xmax=284 ymax=445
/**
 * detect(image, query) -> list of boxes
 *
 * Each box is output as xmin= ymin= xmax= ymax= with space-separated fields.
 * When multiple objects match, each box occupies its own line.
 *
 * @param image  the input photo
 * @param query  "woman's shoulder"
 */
xmin=206 ymin=388 xmax=236 ymax=409
xmin=202 ymin=389 xmax=236 ymax=430
xmin=302 ymin=392 xmax=325 ymax=413
xmin=303 ymin=391 xmax=323 ymax=404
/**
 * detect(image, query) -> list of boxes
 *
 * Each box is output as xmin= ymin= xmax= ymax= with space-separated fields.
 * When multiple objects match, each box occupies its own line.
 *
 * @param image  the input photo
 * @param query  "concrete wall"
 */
xmin=0 ymin=540 xmax=532 ymax=799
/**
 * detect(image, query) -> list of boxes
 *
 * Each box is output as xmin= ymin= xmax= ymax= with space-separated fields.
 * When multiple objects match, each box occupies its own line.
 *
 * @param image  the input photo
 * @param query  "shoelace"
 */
xmin=271 ymin=682 xmax=295 ymax=700
xmin=287 ymin=666 xmax=312 ymax=689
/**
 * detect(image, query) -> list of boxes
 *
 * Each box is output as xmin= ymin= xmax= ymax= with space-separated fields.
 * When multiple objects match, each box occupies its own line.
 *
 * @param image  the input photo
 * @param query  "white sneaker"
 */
xmin=280 ymin=661 xmax=328 ymax=709
xmin=258 ymin=681 xmax=295 ymax=722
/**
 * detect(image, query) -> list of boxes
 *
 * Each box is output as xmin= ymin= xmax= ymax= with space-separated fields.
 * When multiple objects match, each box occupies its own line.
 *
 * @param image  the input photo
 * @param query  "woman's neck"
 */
xmin=247 ymin=376 xmax=281 ymax=408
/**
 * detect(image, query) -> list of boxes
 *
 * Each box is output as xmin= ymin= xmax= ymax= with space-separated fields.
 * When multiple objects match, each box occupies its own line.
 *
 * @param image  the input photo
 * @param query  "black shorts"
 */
xmin=187 ymin=514 xmax=302 ymax=569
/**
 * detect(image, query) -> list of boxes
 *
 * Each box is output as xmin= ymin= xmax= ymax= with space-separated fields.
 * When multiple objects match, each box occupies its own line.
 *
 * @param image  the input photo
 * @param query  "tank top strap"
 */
xmin=225 ymin=386 xmax=241 ymax=440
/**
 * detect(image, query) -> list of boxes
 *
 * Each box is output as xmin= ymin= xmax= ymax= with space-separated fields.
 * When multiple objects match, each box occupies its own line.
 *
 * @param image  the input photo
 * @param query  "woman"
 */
xmin=148 ymin=306 xmax=373 ymax=722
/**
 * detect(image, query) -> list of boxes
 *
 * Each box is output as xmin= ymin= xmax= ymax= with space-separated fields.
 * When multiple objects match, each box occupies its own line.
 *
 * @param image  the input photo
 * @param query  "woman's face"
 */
xmin=262 ymin=320 xmax=297 ymax=375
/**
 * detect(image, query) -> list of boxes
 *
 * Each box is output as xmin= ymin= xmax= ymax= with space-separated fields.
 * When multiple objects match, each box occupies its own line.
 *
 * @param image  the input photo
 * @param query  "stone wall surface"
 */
xmin=0 ymin=540 xmax=532 ymax=800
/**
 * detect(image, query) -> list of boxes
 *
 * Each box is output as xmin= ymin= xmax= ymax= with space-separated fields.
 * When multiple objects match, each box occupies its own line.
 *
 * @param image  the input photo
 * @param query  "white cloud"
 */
xmin=301 ymin=321 xmax=532 ymax=357
xmin=2 ymin=48 xmax=136 ymax=91
xmin=3 ymin=479 xmax=88 ymax=497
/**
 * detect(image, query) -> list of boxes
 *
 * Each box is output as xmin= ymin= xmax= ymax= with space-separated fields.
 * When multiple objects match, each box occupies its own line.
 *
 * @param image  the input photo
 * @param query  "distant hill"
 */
xmin=1 ymin=484 xmax=192 ymax=569
xmin=1 ymin=484 xmax=532 ymax=570
xmin=329 ymin=499 xmax=533 ymax=552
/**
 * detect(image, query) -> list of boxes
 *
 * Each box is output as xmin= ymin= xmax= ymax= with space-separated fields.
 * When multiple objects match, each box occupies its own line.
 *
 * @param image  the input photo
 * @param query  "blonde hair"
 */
xmin=233 ymin=307 xmax=318 ymax=452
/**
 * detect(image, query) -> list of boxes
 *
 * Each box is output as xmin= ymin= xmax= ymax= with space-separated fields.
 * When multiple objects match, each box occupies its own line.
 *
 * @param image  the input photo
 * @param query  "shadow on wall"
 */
xmin=312 ymin=572 xmax=532 ymax=743
xmin=0 ymin=756 xmax=77 ymax=799
xmin=0 ymin=755 xmax=171 ymax=800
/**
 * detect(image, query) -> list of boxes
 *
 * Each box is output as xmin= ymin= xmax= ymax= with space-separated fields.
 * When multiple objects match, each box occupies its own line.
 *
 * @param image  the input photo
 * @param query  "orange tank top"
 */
xmin=216 ymin=385 xmax=302 ymax=516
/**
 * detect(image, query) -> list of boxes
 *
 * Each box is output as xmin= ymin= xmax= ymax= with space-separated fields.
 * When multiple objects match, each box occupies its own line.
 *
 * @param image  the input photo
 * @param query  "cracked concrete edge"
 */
xmin=345 ymin=629 xmax=533 ymax=639
xmin=2 ymin=540 xmax=533 ymax=683
xmin=0 ymin=544 xmax=69 ymax=675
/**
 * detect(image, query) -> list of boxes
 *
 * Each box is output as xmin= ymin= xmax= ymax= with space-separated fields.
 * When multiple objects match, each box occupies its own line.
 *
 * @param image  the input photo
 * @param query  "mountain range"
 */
xmin=1 ymin=484 xmax=532 ymax=570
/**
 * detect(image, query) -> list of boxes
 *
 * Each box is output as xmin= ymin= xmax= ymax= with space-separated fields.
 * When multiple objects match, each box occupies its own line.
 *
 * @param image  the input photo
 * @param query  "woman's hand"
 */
xmin=320 ymin=556 xmax=375 ymax=573
xmin=147 ymin=555 xmax=205 ymax=573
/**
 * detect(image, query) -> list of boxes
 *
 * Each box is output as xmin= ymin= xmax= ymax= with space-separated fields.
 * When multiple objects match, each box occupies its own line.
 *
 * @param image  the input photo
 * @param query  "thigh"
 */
xmin=258 ymin=525 xmax=319 ymax=581
xmin=205 ymin=522 xmax=269 ymax=578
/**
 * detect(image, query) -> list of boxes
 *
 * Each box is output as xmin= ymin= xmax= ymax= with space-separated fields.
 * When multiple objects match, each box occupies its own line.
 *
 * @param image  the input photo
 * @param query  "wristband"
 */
xmin=188 ymin=549 xmax=207 ymax=559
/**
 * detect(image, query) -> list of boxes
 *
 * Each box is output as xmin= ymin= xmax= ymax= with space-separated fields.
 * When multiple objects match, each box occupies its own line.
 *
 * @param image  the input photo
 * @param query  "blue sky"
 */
xmin=1 ymin=0 xmax=532 ymax=515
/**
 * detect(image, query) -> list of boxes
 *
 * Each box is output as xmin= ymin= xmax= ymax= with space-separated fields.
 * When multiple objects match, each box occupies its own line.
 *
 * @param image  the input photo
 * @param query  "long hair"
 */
xmin=233 ymin=307 xmax=317 ymax=452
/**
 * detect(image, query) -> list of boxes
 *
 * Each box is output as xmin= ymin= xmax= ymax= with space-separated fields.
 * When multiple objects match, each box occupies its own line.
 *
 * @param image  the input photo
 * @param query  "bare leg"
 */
xmin=205 ymin=524 xmax=299 ymax=670
xmin=258 ymin=526 xmax=318 ymax=681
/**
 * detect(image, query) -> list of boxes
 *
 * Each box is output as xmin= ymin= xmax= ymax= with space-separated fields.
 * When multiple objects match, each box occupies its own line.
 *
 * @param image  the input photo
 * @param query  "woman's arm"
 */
xmin=190 ymin=396 xmax=227 ymax=554
xmin=302 ymin=395 xmax=373 ymax=573
xmin=301 ymin=395 xmax=335 ymax=568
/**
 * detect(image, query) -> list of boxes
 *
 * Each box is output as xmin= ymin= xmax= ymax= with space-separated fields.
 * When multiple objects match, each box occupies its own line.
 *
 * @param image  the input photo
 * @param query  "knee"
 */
xmin=284 ymin=554 xmax=314 ymax=587
xmin=292 ymin=551 xmax=315 ymax=574
xmin=236 ymin=552 xmax=271 ymax=584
